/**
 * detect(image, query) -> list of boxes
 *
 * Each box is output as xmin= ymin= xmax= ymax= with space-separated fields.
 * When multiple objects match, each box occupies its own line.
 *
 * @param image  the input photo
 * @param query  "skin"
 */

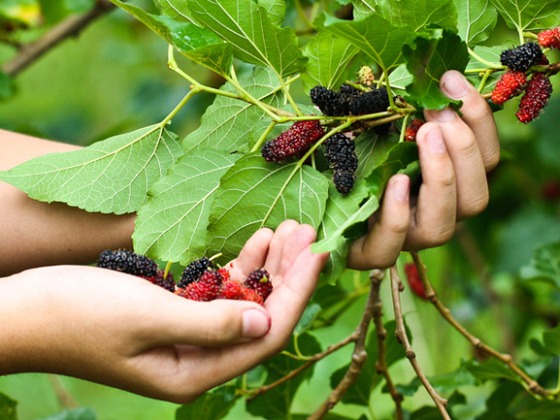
xmin=0 ymin=70 xmax=499 ymax=402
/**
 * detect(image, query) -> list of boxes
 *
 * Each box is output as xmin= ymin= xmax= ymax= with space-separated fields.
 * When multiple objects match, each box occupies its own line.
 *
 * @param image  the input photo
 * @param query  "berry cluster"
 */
xmin=176 ymin=260 xmax=272 ymax=305
xmin=323 ymin=133 xmax=358 ymax=194
xmin=492 ymin=39 xmax=554 ymax=123
xmin=310 ymin=84 xmax=389 ymax=117
xmin=97 ymin=251 xmax=273 ymax=305
xmin=261 ymin=120 xmax=325 ymax=162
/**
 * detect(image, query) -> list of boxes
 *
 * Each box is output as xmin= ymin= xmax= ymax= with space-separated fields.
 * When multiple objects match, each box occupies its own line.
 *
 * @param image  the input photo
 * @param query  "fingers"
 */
xmin=439 ymin=70 xmax=500 ymax=171
xmin=227 ymin=226 xmax=274 ymax=281
xmin=347 ymin=174 xmax=411 ymax=269
xmin=404 ymin=124 xmax=457 ymax=249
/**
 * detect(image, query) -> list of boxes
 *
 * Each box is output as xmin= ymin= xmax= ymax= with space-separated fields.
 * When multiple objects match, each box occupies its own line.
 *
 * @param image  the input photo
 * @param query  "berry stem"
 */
xmin=467 ymin=47 xmax=502 ymax=69
xmin=251 ymin=121 xmax=278 ymax=153
xmin=163 ymin=261 xmax=173 ymax=280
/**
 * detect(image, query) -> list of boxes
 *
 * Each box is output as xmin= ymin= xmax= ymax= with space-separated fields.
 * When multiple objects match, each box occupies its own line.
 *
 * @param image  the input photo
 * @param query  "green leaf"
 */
xmin=520 ymin=241 xmax=560 ymax=289
xmin=175 ymin=385 xmax=238 ymax=419
xmin=465 ymin=358 xmax=522 ymax=383
xmin=186 ymin=0 xmax=306 ymax=77
xmin=489 ymin=0 xmax=560 ymax=32
xmin=322 ymin=13 xmax=416 ymax=71
xmin=403 ymin=29 xmax=469 ymax=110
xmin=0 ymin=393 xmax=17 ymax=420
xmin=183 ymin=67 xmax=283 ymax=153
xmin=530 ymin=325 xmax=560 ymax=356
xmin=0 ymin=125 xmax=182 ymax=214
xmin=350 ymin=0 xmax=377 ymax=21
xmin=247 ymin=334 xmax=322 ymax=418
xmin=208 ymin=154 xmax=329 ymax=261
xmin=256 ymin=0 xmax=286 ymax=26
xmin=154 ymin=0 xmax=191 ymax=21
xmin=317 ymin=181 xmax=369 ymax=284
xmin=111 ymin=0 xmax=232 ymax=75
xmin=454 ymin=0 xmax=498 ymax=45
xmin=39 ymin=408 xmax=96 ymax=420
xmin=133 ymin=150 xmax=240 ymax=264
xmin=0 ymin=71 xmax=14 ymax=100
xmin=375 ymin=0 xmax=458 ymax=32
xmin=301 ymin=30 xmax=360 ymax=91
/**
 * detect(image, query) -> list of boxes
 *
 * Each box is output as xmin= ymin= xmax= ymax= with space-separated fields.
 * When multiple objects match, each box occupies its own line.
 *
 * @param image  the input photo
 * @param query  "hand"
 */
xmin=0 ymin=220 xmax=329 ymax=403
xmin=348 ymin=70 xmax=500 ymax=269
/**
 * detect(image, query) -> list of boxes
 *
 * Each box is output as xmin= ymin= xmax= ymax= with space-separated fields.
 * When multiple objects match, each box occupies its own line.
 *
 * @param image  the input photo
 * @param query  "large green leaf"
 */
xmin=182 ymin=67 xmax=283 ymax=153
xmin=111 ymin=0 xmax=232 ymax=75
xmin=454 ymin=0 xmax=498 ymax=45
xmin=301 ymin=30 xmax=360 ymax=91
xmin=322 ymin=13 xmax=415 ymax=71
xmin=133 ymin=150 xmax=240 ymax=264
xmin=0 ymin=393 xmax=17 ymax=420
xmin=41 ymin=408 xmax=96 ymax=420
xmin=375 ymin=0 xmax=458 ymax=32
xmin=521 ymin=241 xmax=560 ymax=289
xmin=208 ymin=154 xmax=329 ymax=261
xmin=186 ymin=0 xmax=306 ymax=77
xmin=154 ymin=0 xmax=191 ymax=21
xmin=489 ymin=0 xmax=560 ymax=33
xmin=403 ymin=29 xmax=469 ymax=110
xmin=0 ymin=125 xmax=182 ymax=214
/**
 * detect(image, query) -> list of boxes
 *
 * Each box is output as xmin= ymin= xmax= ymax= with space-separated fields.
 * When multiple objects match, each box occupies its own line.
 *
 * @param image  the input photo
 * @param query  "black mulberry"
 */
xmin=97 ymin=249 xmax=159 ymax=277
xmin=178 ymin=257 xmax=214 ymax=288
xmin=500 ymin=42 xmax=543 ymax=72
xmin=333 ymin=170 xmax=355 ymax=195
xmin=324 ymin=133 xmax=358 ymax=172
xmin=348 ymin=87 xmax=390 ymax=115
xmin=310 ymin=86 xmax=351 ymax=116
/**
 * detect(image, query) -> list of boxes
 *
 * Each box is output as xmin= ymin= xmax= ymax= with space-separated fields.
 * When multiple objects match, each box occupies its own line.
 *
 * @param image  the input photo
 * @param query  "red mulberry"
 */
xmin=516 ymin=73 xmax=553 ymax=123
xmin=538 ymin=28 xmax=560 ymax=50
xmin=404 ymin=263 xmax=427 ymax=300
xmin=177 ymin=269 xmax=224 ymax=301
xmin=143 ymin=271 xmax=176 ymax=292
xmin=244 ymin=268 xmax=273 ymax=301
xmin=261 ymin=120 xmax=325 ymax=162
xmin=491 ymin=70 xmax=527 ymax=105
xmin=500 ymin=42 xmax=543 ymax=72
xmin=404 ymin=119 xmax=425 ymax=142
xmin=97 ymin=249 xmax=159 ymax=277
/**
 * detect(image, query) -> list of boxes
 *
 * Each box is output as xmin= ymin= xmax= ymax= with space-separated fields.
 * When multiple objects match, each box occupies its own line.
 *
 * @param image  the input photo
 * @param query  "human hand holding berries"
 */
xmin=347 ymin=70 xmax=500 ymax=270
xmin=0 ymin=220 xmax=328 ymax=403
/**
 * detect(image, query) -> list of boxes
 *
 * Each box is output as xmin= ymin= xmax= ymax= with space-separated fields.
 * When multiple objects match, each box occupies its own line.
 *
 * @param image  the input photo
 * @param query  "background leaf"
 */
xmin=520 ymin=241 xmax=560 ymax=288
xmin=375 ymin=0 xmax=458 ymax=32
xmin=133 ymin=149 xmax=239 ymax=264
xmin=0 ymin=393 xmax=17 ymax=420
xmin=175 ymin=385 xmax=238 ymax=419
xmin=0 ymin=125 xmax=182 ymax=214
xmin=454 ymin=0 xmax=498 ymax=45
xmin=489 ymin=0 xmax=560 ymax=32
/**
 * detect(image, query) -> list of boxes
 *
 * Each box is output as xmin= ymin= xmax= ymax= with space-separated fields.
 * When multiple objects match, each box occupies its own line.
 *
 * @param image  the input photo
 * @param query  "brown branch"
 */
xmin=2 ymin=0 xmax=116 ymax=77
xmin=48 ymin=374 xmax=79 ymax=409
xmin=390 ymin=266 xmax=450 ymax=419
xmin=370 ymin=269 xmax=404 ymax=419
xmin=411 ymin=251 xmax=557 ymax=400
xmin=308 ymin=271 xmax=379 ymax=420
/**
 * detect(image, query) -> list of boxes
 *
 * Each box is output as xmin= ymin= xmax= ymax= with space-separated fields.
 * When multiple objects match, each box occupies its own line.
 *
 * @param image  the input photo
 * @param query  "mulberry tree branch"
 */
xmin=308 ymin=271 xmax=379 ymax=420
xmin=370 ymin=269 xmax=404 ymax=419
xmin=2 ymin=0 xmax=116 ymax=77
xmin=389 ymin=265 xmax=450 ymax=419
xmin=410 ymin=251 xmax=558 ymax=400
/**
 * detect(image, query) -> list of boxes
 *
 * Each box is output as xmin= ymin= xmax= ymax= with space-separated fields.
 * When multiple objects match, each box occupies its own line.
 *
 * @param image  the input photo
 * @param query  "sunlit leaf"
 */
xmin=489 ymin=0 xmax=560 ymax=32
xmin=521 ymin=241 xmax=560 ymax=289
xmin=454 ymin=0 xmax=498 ymax=45
xmin=375 ymin=0 xmax=458 ymax=32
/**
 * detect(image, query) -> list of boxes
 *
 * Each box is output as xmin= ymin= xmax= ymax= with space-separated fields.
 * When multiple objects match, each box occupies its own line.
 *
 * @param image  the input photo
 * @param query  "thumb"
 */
xmin=141 ymin=296 xmax=271 ymax=347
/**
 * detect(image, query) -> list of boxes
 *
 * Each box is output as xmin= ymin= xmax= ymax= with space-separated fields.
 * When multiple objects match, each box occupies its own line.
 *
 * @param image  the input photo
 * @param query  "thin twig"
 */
xmin=370 ymin=269 xmax=404 ymax=419
xmin=411 ymin=252 xmax=557 ymax=400
xmin=308 ymin=272 xmax=378 ymax=419
xmin=2 ymin=0 xmax=116 ymax=77
xmin=48 ymin=374 xmax=79 ymax=409
xmin=389 ymin=266 xmax=450 ymax=419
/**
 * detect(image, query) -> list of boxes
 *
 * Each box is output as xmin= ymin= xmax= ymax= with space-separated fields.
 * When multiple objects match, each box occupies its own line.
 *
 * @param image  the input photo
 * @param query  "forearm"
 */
xmin=0 ymin=130 xmax=135 ymax=275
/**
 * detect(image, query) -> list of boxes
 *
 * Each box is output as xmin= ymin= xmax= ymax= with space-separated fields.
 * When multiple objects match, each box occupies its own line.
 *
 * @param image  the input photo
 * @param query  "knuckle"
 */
xmin=458 ymin=194 xmax=489 ymax=219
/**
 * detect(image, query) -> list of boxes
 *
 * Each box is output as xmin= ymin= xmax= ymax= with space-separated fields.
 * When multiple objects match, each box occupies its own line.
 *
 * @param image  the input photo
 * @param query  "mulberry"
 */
xmin=97 ymin=249 xmax=159 ymax=277
xmin=348 ymin=87 xmax=390 ymax=115
xmin=244 ymin=268 xmax=273 ymax=301
xmin=261 ymin=120 xmax=325 ymax=162
xmin=241 ymin=288 xmax=264 ymax=305
xmin=500 ymin=42 xmax=543 ymax=72
xmin=491 ymin=70 xmax=527 ymax=105
xmin=310 ymin=86 xmax=350 ymax=116
xmin=538 ymin=28 xmax=560 ymax=50
xmin=177 ymin=269 xmax=224 ymax=301
xmin=516 ymin=73 xmax=553 ymax=123
xmin=218 ymin=280 xmax=245 ymax=300
xmin=404 ymin=119 xmax=425 ymax=142
xmin=404 ymin=263 xmax=427 ymax=300
xmin=143 ymin=271 xmax=176 ymax=292
xmin=332 ymin=170 xmax=355 ymax=195
xmin=324 ymin=133 xmax=358 ymax=172
xmin=178 ymin=257 xmax=214 ymax=288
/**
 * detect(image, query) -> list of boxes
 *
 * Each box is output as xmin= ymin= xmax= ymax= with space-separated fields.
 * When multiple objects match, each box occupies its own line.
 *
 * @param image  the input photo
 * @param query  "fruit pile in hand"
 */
xmin=97 ymin=250 xmax=272 ymax=305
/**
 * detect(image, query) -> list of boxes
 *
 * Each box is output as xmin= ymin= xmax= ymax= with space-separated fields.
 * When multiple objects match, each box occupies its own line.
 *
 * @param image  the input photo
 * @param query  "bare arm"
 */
xmin=0 ymin=130 xmax=135 ymax=276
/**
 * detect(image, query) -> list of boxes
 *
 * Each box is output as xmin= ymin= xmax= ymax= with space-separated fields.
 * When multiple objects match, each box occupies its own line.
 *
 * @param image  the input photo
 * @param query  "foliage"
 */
xmin=1 ymin=0 xmax=560 ymax=419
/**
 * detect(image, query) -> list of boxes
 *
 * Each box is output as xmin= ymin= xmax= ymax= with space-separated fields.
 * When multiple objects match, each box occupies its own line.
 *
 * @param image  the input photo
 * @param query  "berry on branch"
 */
xmin=538 ymin=28 xmax=560 ymax=50
xmin=310 ymin=86 xmax=351 ymax=116
xmin=404 ymin=263 xmax=428 ymax=300
xmin=500 ymin=42 xmax=543 ymax=72
xmin=261 ymin=120 xmax=325 ymax=162
xmin=516 ymin=73 xmax=553 ymax=124
xmin=491 ymin=70 xmax=528 ymax=105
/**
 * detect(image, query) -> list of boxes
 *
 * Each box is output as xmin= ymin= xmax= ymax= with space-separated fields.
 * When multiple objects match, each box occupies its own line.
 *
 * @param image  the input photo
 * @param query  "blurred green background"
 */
xmin=1 ymin=1 xmax=560 ymax=419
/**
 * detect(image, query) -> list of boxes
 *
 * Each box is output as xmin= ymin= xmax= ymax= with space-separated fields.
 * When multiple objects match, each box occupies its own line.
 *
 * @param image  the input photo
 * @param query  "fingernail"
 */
xmin=426 ymin=127 xmax=446 ymax=154
xmin=392 ymin=175 xmax=410 ymax=204
xmin=441 ymin=71 xmax=470 ymax=99
xmin=426 ymin=108 xmax=456 ymax=122
xmin=243 ymin=308 xmax=270 ymax=338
